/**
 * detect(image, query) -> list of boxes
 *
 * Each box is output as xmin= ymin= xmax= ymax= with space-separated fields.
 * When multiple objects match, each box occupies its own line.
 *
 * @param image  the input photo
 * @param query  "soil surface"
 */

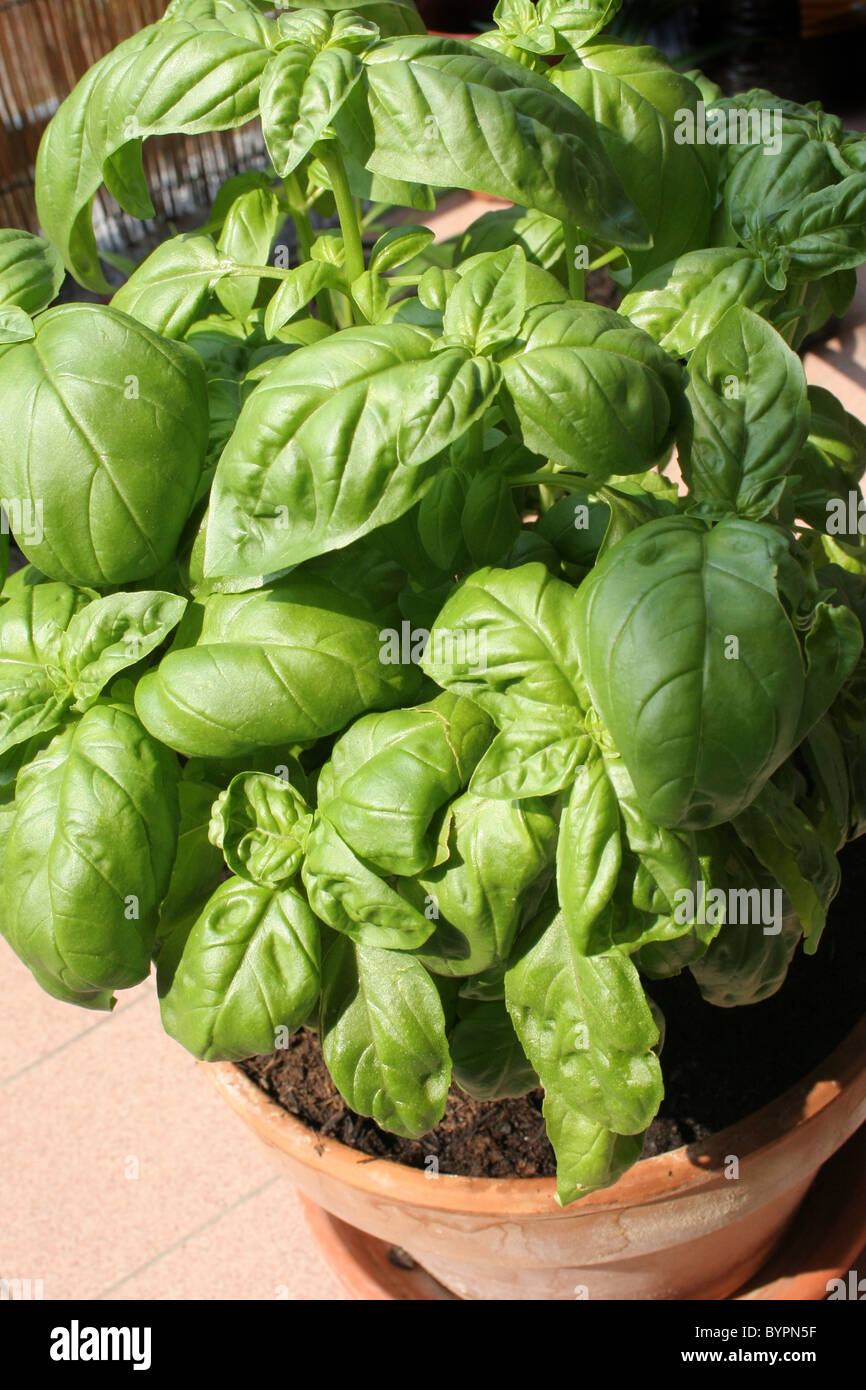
xmin=243 ymin=842 xmax=866 ymax=1178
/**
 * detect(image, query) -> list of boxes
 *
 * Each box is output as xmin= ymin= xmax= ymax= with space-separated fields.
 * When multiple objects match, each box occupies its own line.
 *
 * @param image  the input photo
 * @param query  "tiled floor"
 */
xmin=3 ymin=197 xmax=866 ymax=1302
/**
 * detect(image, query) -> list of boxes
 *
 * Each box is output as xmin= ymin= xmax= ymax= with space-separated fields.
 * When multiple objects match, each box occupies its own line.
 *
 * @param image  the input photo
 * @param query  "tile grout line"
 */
xmin=0 ymin=985 xmax=155 ymax=1090
xmin=93 ymin=1177 xmax=282 ymax=1300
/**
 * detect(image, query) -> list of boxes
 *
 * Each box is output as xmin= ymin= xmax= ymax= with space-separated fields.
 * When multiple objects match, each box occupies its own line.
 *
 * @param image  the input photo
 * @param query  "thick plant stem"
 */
xmin=562 ymin=222 xmax=586 ymax=301
xmin=319 ymin=145 xmax=367 ymax=323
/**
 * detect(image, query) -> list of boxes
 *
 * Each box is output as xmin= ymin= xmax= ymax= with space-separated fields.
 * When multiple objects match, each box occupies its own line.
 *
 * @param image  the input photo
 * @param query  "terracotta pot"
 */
xmin=201 ymin=1015 xmax=866 ymax=1300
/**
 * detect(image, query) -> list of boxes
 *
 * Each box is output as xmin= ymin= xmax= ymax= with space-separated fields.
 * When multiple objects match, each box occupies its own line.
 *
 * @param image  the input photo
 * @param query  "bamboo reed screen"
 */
xmin=0 ymin=0 xmax=268 ymax=249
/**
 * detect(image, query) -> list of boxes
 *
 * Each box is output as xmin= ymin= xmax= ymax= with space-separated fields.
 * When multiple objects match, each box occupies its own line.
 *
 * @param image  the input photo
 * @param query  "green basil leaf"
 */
xmin=423 ymin=562 xmax=584 ymax=724
xmin=621 ymin=248 xmax=778 ymax=356
xmin=0 ymin=304 xmax=207 ymax=587
xmin=369 ymin=224 xmax=435 ymax=273
xmin=0 ymin=580 xmax=91 ymax=755
xmin=451 ymin=998 xmax=538 ymax=1100
xmin=550 ymin=44 xmax=711 ymax=281
xmin=455 ymin=204 xmax=566 ymax=281
xmin=443 ymin=246 xmax=527 ymax=355
xmin=336 ymin=35 xmax=647 ymax=246
xmin=411 ymin=791 xmax=557 ymax=977
xmin=350 ymin=268 xmax=391 ymax=323
xmin=215 ymin=186 xmax=284 ymax=320
xmin=683 ymin=305 xmax=809 ymax=520
xmin=3 ymin=704 xmax=179 ymax=994
xmin=111 ymin=234 xmax=228 ymax=338
xmin=505 ymin=897 xmax=661 ymax=1200
xmin=574 ymin=516 xmax=815 ymax=828
xmin=210 ymin=770 xmax=312 ymax=886
xmin=61 ymin=591 xmax=187 ymax=707
xmin=36 ymin=20 xmax=271 ymax=290
xmin=135 ymin=573 xmax=421 ymax=758
xmin=299 ymin=0 xmax=425 ymax=36
xmin=260 ymin=31 xmax=366 ymax=177
xmin=160 ymin=878 xmax=321 ymax=1059
xmin=0 ymin=306 xmax=36 ymax=343
xmin=461 ymin=471 xmax=522 ymax=566
xmin=317 ymin=693 xmax=493 ymax=876
xmin=542 ymin=1092 xmax=645 ymax=1206
xmin=263 ymin=260 xmax=343 ymax=337
xmin=0 ymin=229 xmax=65 ymax=314
xmin=205 ymin=325 xmax=500 ymax=578
xmin=536 ymin=0 xmax=622 ymax=47
xmin=320 ymin=933 xmax=450 ymax=1138
xmin=418 ymin=468 xmax=470 ymax=571
xmin=470 ymin=720 xmax=590 ymax=799
xmin=303 ymin=813 xmax=435 ymax=950
xmin=557 ymin=745 xmax=622 ymax=954
xmin=733 ymin=780 xmax=839 ymax=953
xmin=502 ymin=301 xmax=684 ymax=479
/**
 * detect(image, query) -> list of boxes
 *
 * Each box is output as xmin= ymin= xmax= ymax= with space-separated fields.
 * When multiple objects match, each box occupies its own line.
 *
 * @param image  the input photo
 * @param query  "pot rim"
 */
xmin=202 ymin=1012 xmax=866 ymax=1217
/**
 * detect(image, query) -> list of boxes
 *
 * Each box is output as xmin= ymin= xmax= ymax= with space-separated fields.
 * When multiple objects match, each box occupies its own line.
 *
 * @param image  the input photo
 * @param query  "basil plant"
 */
xmin=3 ymin=0 xmax=866 ymax=1204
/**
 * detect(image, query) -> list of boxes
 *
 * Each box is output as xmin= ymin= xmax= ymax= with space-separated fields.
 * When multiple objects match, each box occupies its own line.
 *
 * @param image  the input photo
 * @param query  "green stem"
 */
xmin=588 ymin=246 xmax=622 ymax=273
xmin=319 ymin=145 xmax=367 ymax=323
xmin=283 ymin=172 xmax=335 ymax=329
xmin=562 ymin=223 xmax=586 ymax=301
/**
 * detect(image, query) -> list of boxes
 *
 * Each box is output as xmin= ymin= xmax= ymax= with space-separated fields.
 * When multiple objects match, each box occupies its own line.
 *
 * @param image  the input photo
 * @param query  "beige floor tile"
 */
xmin=102 ymin=1181 xmax=344 ymax=1301
xmin=0 ymin=940 xmax=152 ymax=1086
xmin=0 ymin=986 xmax=335 ymax=1300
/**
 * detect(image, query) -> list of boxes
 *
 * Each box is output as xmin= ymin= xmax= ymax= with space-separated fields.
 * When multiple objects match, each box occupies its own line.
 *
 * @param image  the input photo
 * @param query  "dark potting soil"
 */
xmin=241 ymin=842 xmax=866 ymax=1179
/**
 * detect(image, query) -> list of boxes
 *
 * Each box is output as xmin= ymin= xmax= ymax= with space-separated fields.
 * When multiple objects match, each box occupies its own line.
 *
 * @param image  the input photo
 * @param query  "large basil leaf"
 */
xmin=336 ymin=35 xmax=647 ymax=246
xmin=505 ymin=898 xmax=661 ymax=1203
xmin=3 ymin=704 xmax=179 ymax=995
xmin=575 ymin=516 xmax=861 ymax=828
xmin=320 ymin=933 xmax=451 ymax=1138
xmin=160 ymin=878 xmax=321 ymax=1060
xmin=550 ymin=42 xmax=711 ymax=281
xmin=0 ymin=305 xmax=207 ymax=587
xmin=502 ymin=302 xmax=684 ymax=478
xmin=205 ymin=324 xmax=501 ymax=578
xmin=302 ymin=813 xmax=435 ymax=950
xmin=35 ymin=18 xmax=272 ymax=290
xmin=450 ymin=998 xmax=538 ymax=1100
xmin=316 ymin=693 xmax=493 ymax=876
xmin=411 ymin=791 xmax=557 ymax=977
xmin=682 ymin=306 xmax=809 ymax=520
xmin=621 ymin=248 xmax=778 ymax=356
xmin=0 ymin=229 xmax=64 ymax=314
xmin=135 ymin=573 xmax=421 ymax=758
